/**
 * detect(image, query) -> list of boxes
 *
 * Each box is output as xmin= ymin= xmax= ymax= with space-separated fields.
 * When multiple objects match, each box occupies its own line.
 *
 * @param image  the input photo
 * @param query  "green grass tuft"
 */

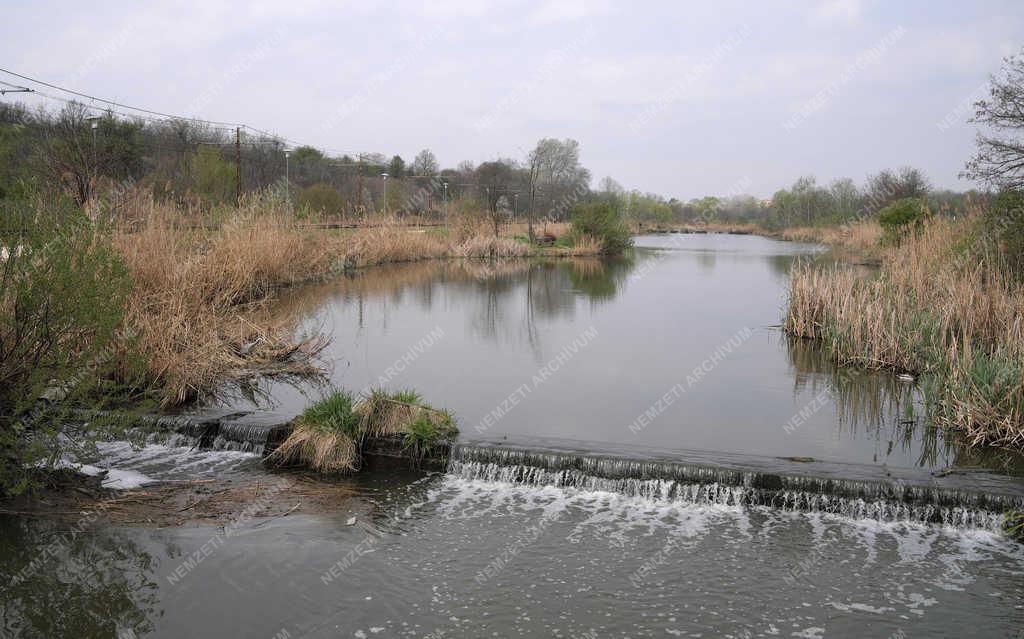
xmin=1003 ymin=509 xmax=1024 ymax=543
xmin=300 ymin=390 xmax=361 ymax=436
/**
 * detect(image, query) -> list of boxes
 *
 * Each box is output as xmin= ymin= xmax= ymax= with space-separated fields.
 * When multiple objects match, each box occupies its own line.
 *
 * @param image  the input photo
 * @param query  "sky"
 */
xmin=2 ymin=0 xmax=1022 ymax=199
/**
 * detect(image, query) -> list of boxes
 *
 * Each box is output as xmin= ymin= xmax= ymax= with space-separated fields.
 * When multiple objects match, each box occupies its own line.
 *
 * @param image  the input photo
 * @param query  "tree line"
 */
xmin=0 ymin=90 xmax=1009 ymax=234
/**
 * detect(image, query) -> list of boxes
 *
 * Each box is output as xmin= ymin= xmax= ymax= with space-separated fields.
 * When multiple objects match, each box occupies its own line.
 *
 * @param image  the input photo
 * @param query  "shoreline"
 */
xmin=784 ymin=213 xmax=1024 ymax=454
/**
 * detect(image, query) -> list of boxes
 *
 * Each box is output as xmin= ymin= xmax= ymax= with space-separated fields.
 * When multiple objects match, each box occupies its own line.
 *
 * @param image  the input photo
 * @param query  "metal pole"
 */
xmin=235 ymin=127 xmax=242 ymax=207
xmin=284 ymin=150 xmax=290 ymax=206
xmin=357 ymin=154 xmax=364 ymax=219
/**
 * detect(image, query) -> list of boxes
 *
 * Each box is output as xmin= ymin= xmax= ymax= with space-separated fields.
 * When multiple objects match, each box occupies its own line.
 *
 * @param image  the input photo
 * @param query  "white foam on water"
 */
xmin=93 ymin=440 xmax=259 ymax=479
xmin=432 ymin=470 xmax=1024 ymax=575
xmin=99 ymin=467 xmax=155 ymax=489
xmin=60 ymin=462 xmax=155 ymax=490
xmin=53 ymin=439 xmax=261 ymax=491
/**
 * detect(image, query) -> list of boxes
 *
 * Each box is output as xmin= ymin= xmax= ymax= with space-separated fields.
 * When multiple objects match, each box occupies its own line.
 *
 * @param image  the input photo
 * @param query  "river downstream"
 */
xmin=2 ymin=233 xmax=1022 ymax=637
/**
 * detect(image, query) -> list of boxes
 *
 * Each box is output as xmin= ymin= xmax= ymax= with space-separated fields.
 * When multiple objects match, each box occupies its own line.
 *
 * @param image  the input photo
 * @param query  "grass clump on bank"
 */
xmin=785 ymin=208 xmax=1024 ymax=450
xmin=1005 ymin=510 xmax=1024 ymax=543
xmin=360 ymin=389 xmax=457 ymax=467
xmin=269 ymin=389 xmax=457 ymax=473
xmin=268 ymin=390 xmax=362 ymax=473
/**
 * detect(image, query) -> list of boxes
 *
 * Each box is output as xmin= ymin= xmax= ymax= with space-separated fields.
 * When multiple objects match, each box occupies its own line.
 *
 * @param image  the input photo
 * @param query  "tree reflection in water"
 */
xmin=0 ymin=515 xmax=162 ymax=637
xmin=784 ymin=335 xmax=1024 ymax=473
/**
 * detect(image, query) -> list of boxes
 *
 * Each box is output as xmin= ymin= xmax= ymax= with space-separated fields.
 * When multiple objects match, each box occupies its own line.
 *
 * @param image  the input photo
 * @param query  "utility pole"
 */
xmin=443 ymin=181 xmax=449 ymax=233
xmin=235 ymin=127 xmax=242 ymax=207
xmin=284 ymin=150 xmax=291 ymax=207
xmin=357 ymin=153 xmax=364 ymax=219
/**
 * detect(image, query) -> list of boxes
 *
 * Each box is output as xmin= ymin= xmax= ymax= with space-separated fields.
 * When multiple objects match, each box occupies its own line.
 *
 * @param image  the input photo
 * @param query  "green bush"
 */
xmin=570 ymin=201 xmax=633 ymax=255
xmin=192 ymin=145 xmax=237 ymax=205
xmin=0 ymin=207 xmax=132 ymax=496
xmin=878 ymin=197 xmax=929 ymax=245
xmin=296 ymin=182 xmax=344 ymax=218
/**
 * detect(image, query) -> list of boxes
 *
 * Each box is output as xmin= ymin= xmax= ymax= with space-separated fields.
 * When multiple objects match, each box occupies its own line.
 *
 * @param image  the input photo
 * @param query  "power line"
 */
xmin=0 ymin=79 xmax=33 ymax=95
xmin=0 ymin=67 xmax=365 ymax=157
xmin=0 ymin=67 xmax=243 ymax=127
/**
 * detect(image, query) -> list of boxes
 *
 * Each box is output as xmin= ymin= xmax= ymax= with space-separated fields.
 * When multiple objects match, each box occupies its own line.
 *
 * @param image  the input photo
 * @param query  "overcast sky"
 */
xmin=4 ymin=0 xmax=1021 ymax=199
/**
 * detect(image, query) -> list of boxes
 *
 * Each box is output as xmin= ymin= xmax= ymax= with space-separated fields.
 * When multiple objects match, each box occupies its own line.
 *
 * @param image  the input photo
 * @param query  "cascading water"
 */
xmin=447 ymin=443 xmax=1024 ymax=532
xmin=63 ymin=411 xmax=293 ymax=486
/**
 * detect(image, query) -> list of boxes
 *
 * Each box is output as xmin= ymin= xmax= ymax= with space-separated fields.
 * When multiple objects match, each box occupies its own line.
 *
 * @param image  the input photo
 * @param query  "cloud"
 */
xmin=529 ymin=0 xmax=611 ymax=25
xmin=811 ymin=0 xmax=867 ymax=26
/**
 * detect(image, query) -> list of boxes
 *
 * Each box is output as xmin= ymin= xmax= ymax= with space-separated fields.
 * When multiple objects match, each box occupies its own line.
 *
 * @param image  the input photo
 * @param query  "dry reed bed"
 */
xmin=785 ymin=214 xmax=1024 ymax=449
xmin=113 ymin=197 xmax=600 ymax=405
xmin=779 ymin=220 xmax=882 ymax=255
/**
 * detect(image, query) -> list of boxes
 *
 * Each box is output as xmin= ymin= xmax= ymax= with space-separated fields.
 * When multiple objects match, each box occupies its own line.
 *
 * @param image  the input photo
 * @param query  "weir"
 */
xmin=448 ymin=441 xmax=1024 ymax=532
xmin=73 ymin=409 xmax=296 ymax=456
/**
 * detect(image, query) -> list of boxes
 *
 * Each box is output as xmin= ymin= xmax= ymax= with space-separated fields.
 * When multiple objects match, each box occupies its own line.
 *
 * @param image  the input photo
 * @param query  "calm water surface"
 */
xmin=245 ymin=233 xmax=998 ymax=472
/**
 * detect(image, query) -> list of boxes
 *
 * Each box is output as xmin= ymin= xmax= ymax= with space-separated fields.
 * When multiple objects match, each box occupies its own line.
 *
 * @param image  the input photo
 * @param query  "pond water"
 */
xmin=235 ymin=233 xmax=1010 ymax=473
xmin=3 ymin=234 xmax=1024 ymax=638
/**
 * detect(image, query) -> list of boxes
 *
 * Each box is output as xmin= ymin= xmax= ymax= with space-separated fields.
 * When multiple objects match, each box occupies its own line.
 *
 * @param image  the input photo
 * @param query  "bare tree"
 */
xmin=864 ymin=167 xmax=930 ymax=212
xmin=526 ymin=138 xmax=590 ymax=240
xmin=34 ymin=103 xmax=143 ymax=207
xmin=963 ymin=49 xmax=1024 ymax=190
xmin=475 ymin=160 xmax=517 ymax=238
xmin=411 ymin=149 xmax=439 ymax=176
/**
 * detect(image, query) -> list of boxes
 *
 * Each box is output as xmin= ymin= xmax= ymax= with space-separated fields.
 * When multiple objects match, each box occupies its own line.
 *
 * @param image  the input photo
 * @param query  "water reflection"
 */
xmin=270 ymin=257 xmax=631 ymax=356
xmin=784 ymin=331 xmax=1024 ymax=474
xmin=0 ymin=516 xmax=162 ymax=637
xmin=235 ymin=235 xmax=1024 ymax=473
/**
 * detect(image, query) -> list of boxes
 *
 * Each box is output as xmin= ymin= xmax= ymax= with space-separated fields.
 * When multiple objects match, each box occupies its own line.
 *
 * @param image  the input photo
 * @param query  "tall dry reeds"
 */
xmin=785 ymin=213 xmax=1024 ymax=449
xmin=780 ymin=220 xmax=882 ymax=258
xmin=115 ymin=198 xmax=334 ymax=405
xmin=111 ymin=193 xmax=601 ymax=405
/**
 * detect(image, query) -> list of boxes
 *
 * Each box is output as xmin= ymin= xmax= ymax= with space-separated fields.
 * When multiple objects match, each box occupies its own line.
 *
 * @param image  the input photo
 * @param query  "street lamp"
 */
xmin=380 ymin=172 xmax=389 ymax=214
xmin=443 ymin=181 xmax=449 ymax=232
xmin=284 ymin=150 xmax=291 ymax=206
xmin=86 ymin=115 xmax=101 ymax=170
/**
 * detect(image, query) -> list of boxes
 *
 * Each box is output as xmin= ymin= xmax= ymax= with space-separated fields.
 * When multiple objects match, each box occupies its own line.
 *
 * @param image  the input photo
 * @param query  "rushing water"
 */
xmin=3 ymin=234 xmax=1024 ymax=637
xmin=2 ymin=468 xmax=1023 ymax=637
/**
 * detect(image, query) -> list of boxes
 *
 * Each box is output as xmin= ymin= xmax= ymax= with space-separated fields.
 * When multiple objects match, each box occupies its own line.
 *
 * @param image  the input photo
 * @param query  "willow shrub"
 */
xmin=569 ymin=202 xmax=633 ymax=255
xmin=0 ymin=202 xmax=133 ymax=495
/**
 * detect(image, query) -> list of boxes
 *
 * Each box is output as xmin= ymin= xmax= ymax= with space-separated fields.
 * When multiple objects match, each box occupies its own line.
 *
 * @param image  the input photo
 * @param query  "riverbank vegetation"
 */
xmin=0 ymin=189 xmax=603 ymax=495
xmin=786 ymin=202 xmax=1024 ymax=450
xmin=786 ymin=51 xmax=1024 ymax=454
xmin=269 ymin=389 xmax=456 ymax=473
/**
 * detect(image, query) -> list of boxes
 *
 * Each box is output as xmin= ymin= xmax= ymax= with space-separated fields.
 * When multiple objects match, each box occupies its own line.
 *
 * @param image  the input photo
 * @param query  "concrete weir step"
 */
xmin=157 ymin=410 xmax=294 ymax=453
xmin=71 ymin=408 xmax=295 ymax=454
xmin=69 ymin=408 xmax=454 ymax=467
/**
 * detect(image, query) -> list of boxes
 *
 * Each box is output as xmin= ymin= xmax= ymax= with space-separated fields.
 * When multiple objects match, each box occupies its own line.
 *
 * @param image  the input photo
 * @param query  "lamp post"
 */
xmin=381 ymin=172 xmax=389 ymax=214
xmin=443 ymin=181 xmax=449 ymax=232
xmin=284 ymin=150 xmax=291 ymax=207
xmin=86 ymin=115 xmax=101 ymax=175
